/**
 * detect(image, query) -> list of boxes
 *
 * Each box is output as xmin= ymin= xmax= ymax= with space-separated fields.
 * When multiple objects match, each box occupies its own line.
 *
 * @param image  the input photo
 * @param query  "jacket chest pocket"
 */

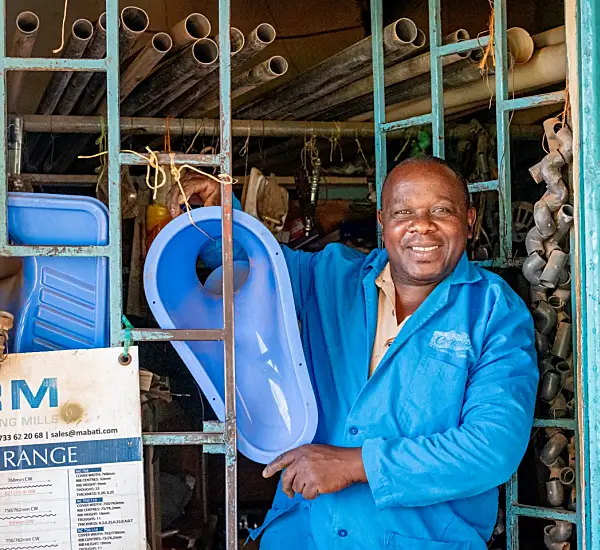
xmin=399 ymin=351 xmax=469 ymax=437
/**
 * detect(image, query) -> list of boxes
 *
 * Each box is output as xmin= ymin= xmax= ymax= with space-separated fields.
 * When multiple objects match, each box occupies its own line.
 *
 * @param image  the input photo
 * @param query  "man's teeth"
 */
xmin=411 ymin=246 xmax=439 ymax=251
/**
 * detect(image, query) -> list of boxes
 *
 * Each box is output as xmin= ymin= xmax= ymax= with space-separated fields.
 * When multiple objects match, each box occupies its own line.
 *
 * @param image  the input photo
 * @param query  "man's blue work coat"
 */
xmin=246 ymin=243 xmax=538 ymax=550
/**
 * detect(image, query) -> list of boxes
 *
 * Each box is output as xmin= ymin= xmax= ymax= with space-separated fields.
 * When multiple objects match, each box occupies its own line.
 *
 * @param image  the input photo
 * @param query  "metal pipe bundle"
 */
xmin=7 ymin=11 xmax=40 ymax=113
xmin=36 ymin=19 xmax=94 ymax=115
xmin=290 ymin=29 xmax=480 ymax=120
xmin=192 ymin=56 xmax=289 ymax=117
xmin=120 ymin=32 xmax=173 ymax=102
xmin=162 ymin=23 xmax=276 ymax=118
xmin=54 ymin=14 xmax=108 ymax=115
xmin=141 ymin=27 xmax=245 ymax=117
xmin=121 ymin=38 xmax=219 ymax=116
xmin=235 ymin=18 xmax=422 ymax=120
xmin=73 ymin=6 xmax=149 ymax=116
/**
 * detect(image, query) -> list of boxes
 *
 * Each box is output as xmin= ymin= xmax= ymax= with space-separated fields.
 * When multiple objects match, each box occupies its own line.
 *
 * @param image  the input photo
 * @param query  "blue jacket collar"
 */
xmin=365 ymin=249 xmax=482 ymax=286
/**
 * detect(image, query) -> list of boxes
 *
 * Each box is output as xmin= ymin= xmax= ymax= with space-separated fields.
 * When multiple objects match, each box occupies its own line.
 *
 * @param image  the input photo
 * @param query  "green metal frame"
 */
xmin=0 ymin=0 xmax=239 ymax=548
xmin=369 ymin=0 xmax=576 ymax=548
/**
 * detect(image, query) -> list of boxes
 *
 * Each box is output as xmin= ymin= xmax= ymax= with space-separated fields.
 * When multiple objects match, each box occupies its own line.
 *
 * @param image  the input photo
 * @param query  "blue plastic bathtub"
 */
xmin=144 ymin=207 xmax=318 ymax=464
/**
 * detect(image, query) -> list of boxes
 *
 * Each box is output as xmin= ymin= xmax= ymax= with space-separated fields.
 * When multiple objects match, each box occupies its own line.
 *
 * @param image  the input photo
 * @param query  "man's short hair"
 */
xmin=383 ymin=155 xmax=471 ymax=209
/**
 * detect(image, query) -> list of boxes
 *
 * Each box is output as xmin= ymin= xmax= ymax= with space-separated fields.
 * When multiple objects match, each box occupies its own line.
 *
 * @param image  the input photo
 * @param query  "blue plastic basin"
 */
xmin=144 ymin=207 xmax=318 ymax=463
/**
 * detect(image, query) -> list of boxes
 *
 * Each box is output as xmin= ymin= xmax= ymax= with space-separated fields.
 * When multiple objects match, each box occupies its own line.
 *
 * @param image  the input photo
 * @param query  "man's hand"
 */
xmin=166 ymin=173 xmax=220 ymax=218
xmin=262 ymin=444 xmax=367 ymax=500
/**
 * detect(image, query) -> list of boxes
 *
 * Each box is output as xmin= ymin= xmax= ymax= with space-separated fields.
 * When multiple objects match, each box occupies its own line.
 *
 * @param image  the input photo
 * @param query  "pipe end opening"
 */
xmin=16 ymin=11 xmax=39 ymax=34
xmin=256 ymin=23 xmax=276 ymax=45
xmin=394 ymin=18 xmax=418 ymax=44
xmin=73 ymin=19 xmax=94 ymax=40
xmin=412 ymin=29 xmax=427 ymax=48
xmin=548 ymin=295 xmax=565 ymax=309
xmin=231 ymin=27 xmax=245 ymax=55
xmin=153 ymin=32 xmax=173 ymax=53
xmin=456 ymin=29 xmax=470 ymax=41
xmin=193 ymin=39 xmax=219 ymax=64
xmin=98 ymin=13 xmax=107 ymax=32
xmin=269 ymin=56 xmax=288 ymax=76
xmin=121 ymin=6 xmax=150 ymax=34
xmin=186 ymin=13 xmax=211 ymax=40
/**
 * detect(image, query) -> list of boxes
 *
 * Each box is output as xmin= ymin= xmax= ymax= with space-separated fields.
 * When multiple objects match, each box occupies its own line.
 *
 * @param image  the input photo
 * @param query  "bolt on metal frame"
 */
xmin=0 ymin=0 xmax=238 ymax=548
xmin=369 ymin=0 xmax=577 ymax=548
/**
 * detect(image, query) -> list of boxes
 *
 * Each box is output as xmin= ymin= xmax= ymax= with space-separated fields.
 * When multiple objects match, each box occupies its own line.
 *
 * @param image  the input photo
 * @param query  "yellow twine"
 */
xmin=79 ymin=147 xmax=235 ymax=242
xmin=185 ymin=121 xmax=206 ymax=154
xmin=53 ymin=0 xmax=69 ymax=54
xmin=478 ymin=0 xmax=495 ymax=72
xmin=355 ymin=138 xmax=371 ymax=172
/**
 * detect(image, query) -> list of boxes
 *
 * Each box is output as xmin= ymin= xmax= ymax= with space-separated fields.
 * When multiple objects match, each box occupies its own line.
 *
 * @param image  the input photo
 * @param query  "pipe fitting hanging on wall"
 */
xmin=546 ymin=478 xmax=565 ymax=507
xmin=540 ymin=250 xmax=569 ymax=288
xmin=533 ymin=301 xmax=558 ymax=335
xmin=544 ymin=522 xmax=573 ymax=550
xmin=523 ymin=252 xmax=547 ymax=286
xmin=552 ymin=322 xmax=573 ymax=359
xmin=540 ymin=432 xmax=568 ymax=466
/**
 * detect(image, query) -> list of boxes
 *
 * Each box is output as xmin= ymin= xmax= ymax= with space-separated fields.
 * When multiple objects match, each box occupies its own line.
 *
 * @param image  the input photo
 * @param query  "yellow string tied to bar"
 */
xmin=478 ymin=0 xmax=496 ymax=72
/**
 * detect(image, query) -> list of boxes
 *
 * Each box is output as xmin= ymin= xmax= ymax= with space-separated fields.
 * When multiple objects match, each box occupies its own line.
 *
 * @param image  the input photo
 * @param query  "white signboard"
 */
xmin=0 ymin=347 xmax=146 ymax=549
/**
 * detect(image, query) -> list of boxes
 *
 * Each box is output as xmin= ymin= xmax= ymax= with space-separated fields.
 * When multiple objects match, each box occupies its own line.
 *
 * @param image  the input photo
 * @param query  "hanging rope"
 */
xmin=53 ymin=0 xmax=70 ymax=54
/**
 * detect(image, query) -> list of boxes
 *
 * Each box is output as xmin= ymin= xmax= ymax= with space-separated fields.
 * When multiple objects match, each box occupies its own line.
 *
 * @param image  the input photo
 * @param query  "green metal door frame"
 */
xmin=572 ymin=0 xmax=600 ymax=547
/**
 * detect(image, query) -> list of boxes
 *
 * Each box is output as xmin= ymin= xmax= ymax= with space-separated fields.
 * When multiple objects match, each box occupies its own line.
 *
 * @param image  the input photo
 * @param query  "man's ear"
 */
xmin=466 ymin=207 xmax=477 ymax=239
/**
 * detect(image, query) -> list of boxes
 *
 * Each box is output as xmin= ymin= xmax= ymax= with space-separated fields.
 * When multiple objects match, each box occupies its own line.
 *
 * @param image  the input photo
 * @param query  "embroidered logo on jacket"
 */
xmin=429 ymin=330 xmax=473 ymax=358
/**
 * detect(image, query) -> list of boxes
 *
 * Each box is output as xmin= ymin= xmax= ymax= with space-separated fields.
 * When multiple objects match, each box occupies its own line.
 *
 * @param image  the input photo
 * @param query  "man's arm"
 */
xmin=361 ymin=291 xmax=538 ymax=508
xmin=264 ymin=288 xmax=538 ymax=505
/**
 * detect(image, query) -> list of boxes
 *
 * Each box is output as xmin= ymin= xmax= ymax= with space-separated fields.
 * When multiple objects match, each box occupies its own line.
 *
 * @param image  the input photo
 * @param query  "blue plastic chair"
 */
xmin=5 ymin=193 xmax=109 ymax=352
xmin=144 ymin=207 xmax=318 ymax=464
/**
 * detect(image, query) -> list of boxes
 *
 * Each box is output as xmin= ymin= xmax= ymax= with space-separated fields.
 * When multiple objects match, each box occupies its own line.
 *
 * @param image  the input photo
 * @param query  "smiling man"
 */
xmin=170 ymin=156 xmax=538 ymax=550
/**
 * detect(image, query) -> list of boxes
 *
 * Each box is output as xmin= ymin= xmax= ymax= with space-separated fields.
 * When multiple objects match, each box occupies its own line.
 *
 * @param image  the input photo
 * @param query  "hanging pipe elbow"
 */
xmin=546 ymin=478 xmax=565 ymax=507
xmin=549 ymin=392 xmax=568 ymax=418
xmin=531 ymin=285 xmax=548 ymax=305
xmin=540 ymin=432 xmax=568 ymax=466
xmin=544 ymin=205 xmax=574 ymax=256
xmin=534 ymin=199 xmax=557 ymax=238
xmin=535 ymin=330 xmax=549 ymax=358
xmin=523 ymin=252 xmax=547 ymax=286
xmin=552 ymin=204 xmax=574 ymax=243
xmin=551 ymin=322 xmax=573 ymax=360
xmin=530 ymin=150 xmax=567 ymax=186
xmin=526 ymin=226 xmax=545 ymax=256
xmin=533 ymin=301 xmax=557 ymax=335
xmin=546 ymin=521 xmax=574 ymax=543
xmin=544 ymin=524 xmax=572 ymax=550
xmin=540 ymin=370 xmax=561 ymax=402
xmin=540 ymin=250 xmax=569 ymax=289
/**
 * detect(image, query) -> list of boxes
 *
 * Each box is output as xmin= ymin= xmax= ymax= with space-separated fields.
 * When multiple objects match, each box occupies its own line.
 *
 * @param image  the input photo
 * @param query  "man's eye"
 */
xmin=432 ymin=207 xmax=450 ymax=214
xmin=394 ymin=210 xmax=410 ymax=215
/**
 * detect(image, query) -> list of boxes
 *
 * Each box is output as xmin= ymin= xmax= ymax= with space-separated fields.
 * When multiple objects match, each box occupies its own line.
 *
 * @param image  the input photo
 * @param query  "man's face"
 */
xmin=378 ymin=162 xmax=476 ymax=287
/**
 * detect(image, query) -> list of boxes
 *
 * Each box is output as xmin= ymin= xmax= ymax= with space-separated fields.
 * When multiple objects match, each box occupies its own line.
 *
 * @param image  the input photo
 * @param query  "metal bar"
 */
xmin=468 ymin=180 xmax=499 ymax=193
xmin=1 ymin=57 xmax=107 ymax=71
xmin=511 ymin=505 xmax=577 ymax=522
xmin=381 ymin=113 xmax=432 ymax=132
xmin=218 ymin=0 xmax=237 ymax=548
xmin=0 ymin=245 xmax=109 ymax=257
xmin=0 ymin=0 xmax=8 ymax=248
xmin=575 ymin=0 xmax=600 ymax=546
xmin=22 ymin=115 xmax=378 ymax=138
xmin=437 ymin=36 xmax=490 ymax=57
xmin=370 ymin=0 xmax=386 ymax=247
xmin=532 ymin=418 xmax=577 ymax=429
xmin=120 ymin=152 xmax=222 ymax=167
xmin=506 ymin=472 xmax=519 ymax=550
xmin=143 ymin=431 xmax=225 ymax=446
xmin=494 ymin=0 xmax=512 ymax=264
xmin=503 ymin=91 xmax=566 ymax=112
xmin=428 ymin=0 xmax=445 ymax=157
xmin=129 ymin=329 xmax=225 ymax=342
xmin=475 ymin=258 xmax=524 ymax=268
xmin=106 ymin=0 xmax=122 ymax=346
